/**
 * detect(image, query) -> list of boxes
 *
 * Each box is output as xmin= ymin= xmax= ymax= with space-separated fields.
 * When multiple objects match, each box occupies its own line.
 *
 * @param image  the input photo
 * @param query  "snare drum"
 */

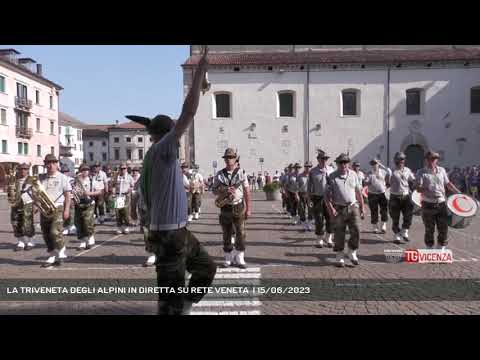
xmin=114 ymin=195 xmax=126 ymax=210
xmin=410 ymin=190 xmax=423 ymax=216
xmin=446 ymin=193 xmax=478 ymax=229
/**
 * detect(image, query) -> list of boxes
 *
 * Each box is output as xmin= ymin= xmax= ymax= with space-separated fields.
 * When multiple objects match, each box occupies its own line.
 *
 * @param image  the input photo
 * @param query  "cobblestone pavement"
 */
xmin=0 ymin=191 xmax=480 ymax=315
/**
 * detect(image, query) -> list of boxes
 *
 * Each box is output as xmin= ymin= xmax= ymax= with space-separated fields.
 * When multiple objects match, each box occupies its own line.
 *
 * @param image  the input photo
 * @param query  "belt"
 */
xmin=334 ymin=202 xmax=357 ymax=209
xmin=390 ymin=193 xmax=410 ymax=198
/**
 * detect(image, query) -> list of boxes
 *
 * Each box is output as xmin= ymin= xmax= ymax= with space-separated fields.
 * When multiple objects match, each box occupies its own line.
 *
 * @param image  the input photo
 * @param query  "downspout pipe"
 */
xmin=386 ymin=65 xmax=391 ymax=167
xmin=305 ymin=63 xmax=310 ymax=163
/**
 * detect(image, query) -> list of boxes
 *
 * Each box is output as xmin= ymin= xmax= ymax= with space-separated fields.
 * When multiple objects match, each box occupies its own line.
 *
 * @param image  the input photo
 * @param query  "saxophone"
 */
xmin=215 ymin=185 xmax=233 ymax=208
xmin=25 ymin=176 xmax=58 ymax=219
xmin=6 ymin=164 xmax=18 ymax=205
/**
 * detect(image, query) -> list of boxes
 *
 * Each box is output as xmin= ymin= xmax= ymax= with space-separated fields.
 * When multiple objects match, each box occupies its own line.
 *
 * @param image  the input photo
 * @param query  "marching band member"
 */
xmin=74 ymin=164 xmax=100 ymax=250
xmin=127 ymin=46 xmax=216 ymax=315
xmin=91 ymin=162 xmax=109 ymax=224
xmin=285 ymin=163 xmax=302 ymax=225
xmin=415 ymin=150 xmax=461 ymax=250
xmin=364 ymin=158 xmax=391 ymax=234
xmin=190 ymin=164 xmax=204 ymax=220
xmin=137 ymin=174 xmax=156 ymax=267
xmin=38 ymin=154 xmax=72 ymax=267
xmin=61 ymin=165 xmax=76 ymax=235
xmin=389 ymin=152 xmax=416 ymax=243
xmin=105 ymin=165 xmax=114 ymax=220
xmin=351 ymin=161 xmax=365 ymax=185
xmin=9 ymin=163 xmax=35 ymax=251
xmin=130 ymin=167 xmax=141 ymax=227
xmin=297 ymin=161 xmax=313 ymax=231
xmin=279 ymin=167 xmax=289 ymax=215
xmin=325 ymin=153 xmax=365 ymax=267
xmin=113 ymin=163 xmax=134 ymax=235
xmin=181 ymin=163 xmax=194 ymax=223
xmin=308 ymin=150 xmax=335 ymax=248
xmin=213 ymin=148 xmax=252 ymax=269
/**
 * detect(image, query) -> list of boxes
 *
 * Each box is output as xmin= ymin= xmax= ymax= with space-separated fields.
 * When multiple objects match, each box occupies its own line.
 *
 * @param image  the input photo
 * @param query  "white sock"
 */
xmin=58 ymin=246 xmax=67 ymax=259
xmin=26 ymin=237 xmax=35 ymax=246
xmin=16 ymin=237 xmax=25 ymax=247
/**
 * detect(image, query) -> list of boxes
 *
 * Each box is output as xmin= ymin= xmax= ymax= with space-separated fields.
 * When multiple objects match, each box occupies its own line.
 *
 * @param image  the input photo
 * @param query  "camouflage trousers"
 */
xmin=74 ymin=204 xmax=95 ymax=239
xmin=11 ymin=203 xmax=35 ymax=238
xmin=298 ymin=192 xmax=314 ymax=222
xmin=93 ymin=193 xmax=105 ymax=217
xmin=150 ymin=227 xmax=217 ymax=315
xmin=311 ymin=195 xmax=333 ymax=236
xmin=191 ymin=192 xmax=202 ymax=213
xmin=220 ymin=203 xmax=246 ymax=252
xmin=389 ymin=194 xmax=413 ymax=234
xmin=421 ymin=201 xmax=449 ymax=247
xmin=115 ymin=194 xmax=131 ymax=227
xmin=333 ymin=204 xmax=361 ymax=252
xmin=40 ymin=206 xmax=65 ymax=252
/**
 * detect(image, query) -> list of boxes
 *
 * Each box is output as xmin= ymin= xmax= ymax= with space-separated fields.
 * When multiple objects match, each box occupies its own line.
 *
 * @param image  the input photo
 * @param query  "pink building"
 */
xmin=0 ymin=48 xmax=63 ymax=189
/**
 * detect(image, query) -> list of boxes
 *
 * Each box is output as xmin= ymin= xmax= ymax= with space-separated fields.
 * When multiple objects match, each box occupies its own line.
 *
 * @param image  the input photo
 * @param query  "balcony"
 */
xmin=15 ymin=126 xmax=33 ymax=139
xmin=60 ymin=145 xmax=73 ymax=157
xmin=15 ymin=97 xmax=33 ymax=111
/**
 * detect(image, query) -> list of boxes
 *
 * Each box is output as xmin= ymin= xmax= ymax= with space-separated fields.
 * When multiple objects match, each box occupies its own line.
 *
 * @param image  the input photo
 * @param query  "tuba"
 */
xmin=70 ymin=176 xmax=92 ymax=207
xmin=6 ymin=164 xmax=18 ymax=205
xmin=25 ymin=176 xmax=58 ymax=219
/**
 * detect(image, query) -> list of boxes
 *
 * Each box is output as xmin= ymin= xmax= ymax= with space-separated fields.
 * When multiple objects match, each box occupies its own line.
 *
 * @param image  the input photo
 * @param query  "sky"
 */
xmin=1 ymin=45 xmax=190 ymax=125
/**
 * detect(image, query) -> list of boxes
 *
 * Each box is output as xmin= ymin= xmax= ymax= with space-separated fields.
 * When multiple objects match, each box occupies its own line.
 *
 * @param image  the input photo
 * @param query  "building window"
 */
xmin=59 ymin=126 xmax=62 ymax=134
xmin=213 ymin=92 xmax=232 ymax=118
xmin=23 ymin=142 xmax=28 ymax=155
xmin=79 ymin=144 xmax=82 ymax=151
xmin=2 ymin=140 xmax=7 ymax=154
xmin=126 ymin=149 xmax=132 ymax=160
xmin=37 ymin=144 xmax=41 ymax=157
xmin=114 ymin=148 xmax=120 ymax=160
xmin=114 ymin=137 xmax=119 ymax=143
xmin=102 ymin=153 xmax=107 ymax=161
xmin=16 ymin=83 xmax=27 ymax=99
xmin=1 ymin=108 xmax=6 ymax=125
xmin=73 ymin=144 xmax=76 ymax=150
xmin=51 ymin=146 xmax=54 ymax=155
xmin=16 ymin=111 xmax=28 ymax=128
xmin=102 ymin=141 xmax=107 ymax=146
xmin=77 ymin=129 xmax=82 ymax=141
xmin=89 ymin=141 xmax=93 ymax=147
xmin=36 ymin=117 xmax=40 ymax=131
xmin=138 ymin=136 xmax=143 ymax=143
xmin=89 ymin=153 xmax=94 ymax=161
xmin=277 ymin=91 xmax=295 ymax=117
xmin=75 ymin=158 xmax=79 ymax=165
xmin=126 ymin=137 xmax=131 ymax=143
xmin=138 ymin=148 xmax=144 ymax=160
xmin=0 ymin=75 xmax=5 ymax=93
xmin=18 ymin=142 xmax=22 ymax=154
xmin=471 ymin=86 xmax=480 ymax=114
xmin=341 ymin=89 xmax=360 ymax=116
xmin=49 ymin=96 xmax=53 ymax=109
xmin=50 ymin=121 xmax=54 ymax=135
xmin=35 ymin=90 xmax=40 ymax=105
xmin=406 ymin=89 xmax=421 ymax=115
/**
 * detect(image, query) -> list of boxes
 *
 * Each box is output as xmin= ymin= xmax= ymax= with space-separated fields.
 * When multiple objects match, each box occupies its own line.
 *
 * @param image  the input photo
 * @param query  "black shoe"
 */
xmin=53 ymin=259 xmax=63 ymax=266
xmin=41 ymin=262 xmax=56 ymax=268
xmin=393 ymin=239 xmax=402 ymax=245
xmin=24 ymin=245 xmax=33 ymax=251
xmin=14 ymin=246 xmax=24 ymax=252
xmin=402 ymin=237 xmax=410 ymax=242
xmin=327 ymin=243 xmax=334 ymax=248
xmin=236 ymin=263 xmax=247 ymax=269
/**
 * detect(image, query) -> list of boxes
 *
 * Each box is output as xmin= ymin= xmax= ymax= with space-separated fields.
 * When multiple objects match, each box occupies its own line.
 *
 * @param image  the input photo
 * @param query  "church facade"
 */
xmin=182 ymin=45 xmax=480 ymax=175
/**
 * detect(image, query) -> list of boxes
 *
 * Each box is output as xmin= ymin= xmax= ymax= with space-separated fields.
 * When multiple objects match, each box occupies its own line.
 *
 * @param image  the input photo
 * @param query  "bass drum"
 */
xmin=410 ymin=190 xmax=423 ymax=216
xmin=446 ymin=193 xmax=478 ymax=229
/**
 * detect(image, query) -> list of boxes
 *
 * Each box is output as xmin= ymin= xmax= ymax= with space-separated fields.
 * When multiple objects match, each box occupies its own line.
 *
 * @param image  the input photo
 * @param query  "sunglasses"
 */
xmin=224 ymin=156 xmax=236 ymax=160
xmin=121 ymin=167 xmax=127 ymax=170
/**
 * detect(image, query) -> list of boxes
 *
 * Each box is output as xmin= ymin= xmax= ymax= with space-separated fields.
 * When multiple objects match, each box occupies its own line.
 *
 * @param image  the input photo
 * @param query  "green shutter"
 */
xmin=0 ymin=76 xmax=5 ymax=92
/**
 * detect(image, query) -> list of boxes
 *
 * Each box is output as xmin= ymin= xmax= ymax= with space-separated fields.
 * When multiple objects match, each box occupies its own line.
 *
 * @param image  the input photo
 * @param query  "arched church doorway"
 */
xmin=405 ymin=144 xmax=424 ymax=172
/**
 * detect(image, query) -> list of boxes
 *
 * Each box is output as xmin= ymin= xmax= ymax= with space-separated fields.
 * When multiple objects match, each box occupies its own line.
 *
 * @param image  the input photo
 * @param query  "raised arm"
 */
xmin=174 ymin=46 xmax=209 ymax=140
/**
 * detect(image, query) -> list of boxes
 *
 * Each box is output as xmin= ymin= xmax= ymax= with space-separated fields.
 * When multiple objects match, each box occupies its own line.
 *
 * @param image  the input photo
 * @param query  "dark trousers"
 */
xmin=150 ymin=227 xmax=217 ymax=315
xmin=389 ymin=194 xmax=413 ymax=234
xmin=368 ymin=192 xmax=388 ymax=224
xmin=333 ymin=205 xmax=361 ymax=252
xmin=287 ymin=191 xmax=299 ymax=217
xmin=115 ymin=194 xmax=131 ymax=227
xmin=93 ymin=193 xmax=105 ymax=217
xmin=192 ymin=193 xmax=202 ymax=213
xmin=11 ymin=204 xmax=35 ymax=238
xmin=187 ymin=193 xmax=192 ymax=216
xmin=421 ymin=202 xmax=449 ymax=247
xmin=311 ymin=195 xmax=333 ymax=235
xmin=282 ymin=193 xmax=287 ymax=210
xmin=298 ymin=193 xmax=313 ymax=222
xmin=74 ymin=204 xmax=95 ymax=239
xmin=220 ymin=203 xmax=246 ymax=252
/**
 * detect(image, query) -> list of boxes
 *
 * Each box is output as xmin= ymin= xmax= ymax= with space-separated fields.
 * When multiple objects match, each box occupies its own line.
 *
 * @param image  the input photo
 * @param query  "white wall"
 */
xmin=189 ymin=65 xmax=480 ymax=174
xmin=83 ymin=136 xmax=109 ymax=166
xmin=59 ymin=125 xmax=84 ymax=168
xmin=108 ymin=129 xmax=152 ymax=167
